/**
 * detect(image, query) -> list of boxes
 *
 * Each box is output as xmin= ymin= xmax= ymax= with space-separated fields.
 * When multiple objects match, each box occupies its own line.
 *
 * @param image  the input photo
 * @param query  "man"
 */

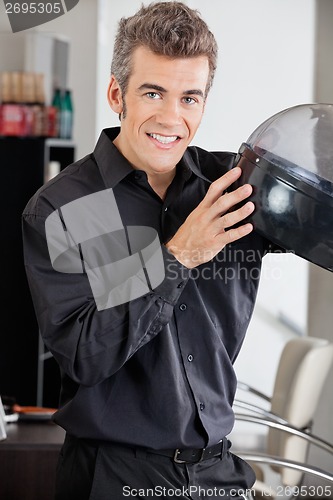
xmin=23 ymin=2 xmax=269 ymax=499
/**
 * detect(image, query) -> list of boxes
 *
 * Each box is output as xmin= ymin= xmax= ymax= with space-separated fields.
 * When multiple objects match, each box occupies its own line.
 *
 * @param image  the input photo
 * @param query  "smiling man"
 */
xmin=22 ymin=3 xmax=270 ymax=500
xmin=108 ymin=46 xmax=209 ymax=199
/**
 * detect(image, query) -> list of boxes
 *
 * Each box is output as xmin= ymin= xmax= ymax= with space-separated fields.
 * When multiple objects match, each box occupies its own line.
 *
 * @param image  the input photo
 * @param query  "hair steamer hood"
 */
xmin=234 ymin=103 xmax=333 ymax=271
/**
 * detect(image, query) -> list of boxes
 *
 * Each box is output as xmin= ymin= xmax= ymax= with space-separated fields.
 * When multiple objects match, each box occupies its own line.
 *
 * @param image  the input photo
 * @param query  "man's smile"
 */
xmin=147 ymin=133 xmax=181 ymax=145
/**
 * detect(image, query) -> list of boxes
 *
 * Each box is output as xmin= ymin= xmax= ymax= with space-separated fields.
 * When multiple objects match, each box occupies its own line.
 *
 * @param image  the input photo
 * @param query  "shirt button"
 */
xmin=187 ymin=354 xmax=193 ymax=362
xmin=179 ymin=303 xmax=187 ymax=311
xmin=164 ymin=207 xmax=168 ymax=212
xmin=199 ymin=403 xmax=205 ymax=411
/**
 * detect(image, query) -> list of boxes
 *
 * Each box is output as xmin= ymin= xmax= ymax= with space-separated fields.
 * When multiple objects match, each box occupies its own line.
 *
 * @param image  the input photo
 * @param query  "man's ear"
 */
xmin=107 ymin=76 xmax=123 ymax=114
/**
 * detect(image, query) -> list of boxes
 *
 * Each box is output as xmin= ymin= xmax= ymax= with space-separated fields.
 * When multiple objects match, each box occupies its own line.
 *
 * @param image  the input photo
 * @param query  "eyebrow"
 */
xmin=138 ymin=83 xmax=204 ymax=98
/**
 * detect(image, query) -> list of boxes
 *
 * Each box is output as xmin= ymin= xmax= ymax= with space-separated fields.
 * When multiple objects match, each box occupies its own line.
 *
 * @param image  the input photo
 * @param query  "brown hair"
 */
xmin=111 ymin=1 xmax=218 ymax=99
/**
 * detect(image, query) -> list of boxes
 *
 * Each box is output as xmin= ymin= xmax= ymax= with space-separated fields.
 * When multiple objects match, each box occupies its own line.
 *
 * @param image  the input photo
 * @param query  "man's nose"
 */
xmin=156 ymin=99 xmax=182 ymax=126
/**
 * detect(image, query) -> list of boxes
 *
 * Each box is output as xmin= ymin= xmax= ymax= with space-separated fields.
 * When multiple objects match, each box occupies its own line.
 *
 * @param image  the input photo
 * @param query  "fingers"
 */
xmin=201 ymin=168 xmax=253 ymax=222
xmin=201 ymin=167 xmax=242 ymax=207
xmin=209 ymin=183 xmax=253 ymax=221
xmin=218 ymin=221 xmax=254 ymax=247
xmin=196 ymin=167 xmax=254 ymax=234
xmin=217 ymin=200 xmax=255 ymax=231
xmin=213 ymin=197 xmax=255 ymax=247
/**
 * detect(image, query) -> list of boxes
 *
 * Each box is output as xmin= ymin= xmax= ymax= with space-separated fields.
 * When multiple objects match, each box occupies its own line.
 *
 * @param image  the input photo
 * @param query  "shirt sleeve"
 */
xmin=22 ymin=211 xmax=191 ymax=387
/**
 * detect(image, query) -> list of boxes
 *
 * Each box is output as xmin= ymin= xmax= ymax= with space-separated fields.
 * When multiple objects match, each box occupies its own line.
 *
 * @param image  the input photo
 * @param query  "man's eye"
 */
xmin=146 ymin=92 xmax=160 ymax=99
xmin=183 ymin=97 xmax=196 ymax=105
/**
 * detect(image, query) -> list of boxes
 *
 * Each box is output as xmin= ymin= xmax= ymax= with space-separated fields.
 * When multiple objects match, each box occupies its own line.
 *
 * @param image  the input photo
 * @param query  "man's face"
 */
xmin=108 ymin=46 xmax=209 ymax=180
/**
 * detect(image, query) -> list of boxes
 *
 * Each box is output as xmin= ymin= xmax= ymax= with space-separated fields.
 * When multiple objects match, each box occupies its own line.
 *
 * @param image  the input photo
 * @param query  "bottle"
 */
xmin=59 ymin=89 xmax=73 ymax=140
xmin=21 ymin=72 xmax=36 ymax=136
xmin=0 ymin=72 xmax=25 ymax=136
xmin=34 ymin=73 xmax=45 ymax=106
xmin=0 ymin=72 xmax=12 ymax=104
xmin=51 ymin=87 xmax=62 ymax=138
xmin=32 ymin=73 xmax=46 ymax=136
xmin=10 ymin=72 xmax=22 ymax=104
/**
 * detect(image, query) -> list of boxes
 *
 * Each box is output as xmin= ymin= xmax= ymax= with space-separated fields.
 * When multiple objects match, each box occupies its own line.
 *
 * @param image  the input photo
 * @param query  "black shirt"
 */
xmin=22 ymin=127 xmax=269 ymax=449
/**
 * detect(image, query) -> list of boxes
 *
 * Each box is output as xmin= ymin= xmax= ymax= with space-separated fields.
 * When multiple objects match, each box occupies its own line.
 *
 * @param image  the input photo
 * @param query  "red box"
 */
xmin=0 ymin=104 xmax=26 ymax=136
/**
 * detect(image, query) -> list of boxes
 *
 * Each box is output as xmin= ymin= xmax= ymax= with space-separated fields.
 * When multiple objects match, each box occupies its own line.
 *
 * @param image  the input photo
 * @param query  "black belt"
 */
xmin=146 ymin=437 xmax=229 ymax=464
xmin=69 ymin=435 xmax=230 ymax=465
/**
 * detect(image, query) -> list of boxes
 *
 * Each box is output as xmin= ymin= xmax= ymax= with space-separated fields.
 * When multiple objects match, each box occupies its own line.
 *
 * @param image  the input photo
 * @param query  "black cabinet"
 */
xmin=0 ymin=421 xmax=65 ymax=500
xmin=0 ymin=137 xmax=75 ymax=407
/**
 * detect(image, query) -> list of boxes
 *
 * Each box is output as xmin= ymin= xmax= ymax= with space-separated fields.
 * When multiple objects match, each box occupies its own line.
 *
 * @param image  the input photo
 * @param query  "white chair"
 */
xmin=0 ymin=396 xmax=7 ymax=441
xmin=232 ymin=337 xmax=333 ymax=497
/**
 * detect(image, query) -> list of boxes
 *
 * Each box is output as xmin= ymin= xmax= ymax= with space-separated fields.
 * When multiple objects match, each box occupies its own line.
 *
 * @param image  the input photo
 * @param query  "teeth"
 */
xmin=149 ymin=133 xmax=178 ymax=144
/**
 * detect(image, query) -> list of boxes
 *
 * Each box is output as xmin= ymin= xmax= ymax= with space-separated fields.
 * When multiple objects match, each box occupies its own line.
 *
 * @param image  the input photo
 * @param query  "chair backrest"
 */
xmin=0 ymin=396 xmax=7 ymax=440
xmin=268 ymin=337 xmax=333 ymax=486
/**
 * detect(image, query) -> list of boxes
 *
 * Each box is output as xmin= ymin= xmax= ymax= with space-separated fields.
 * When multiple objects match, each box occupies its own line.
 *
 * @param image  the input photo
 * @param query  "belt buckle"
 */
xmin=198 ymin=447 xmax=206 ymax=462
xmin=173 ymin=448 xmax=186 ymax=464
xmin=173 ymin=447 xmax=206 ymax=464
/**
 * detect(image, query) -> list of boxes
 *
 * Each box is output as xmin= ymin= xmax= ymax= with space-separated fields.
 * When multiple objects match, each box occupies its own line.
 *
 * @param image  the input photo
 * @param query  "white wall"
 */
xmin=0 ymin=2 xmax=25 ymax=68
xmin=96 ymin=0 xmax=145 ymax=139
xmin=188 ymin=0 xmax=315 ymax=152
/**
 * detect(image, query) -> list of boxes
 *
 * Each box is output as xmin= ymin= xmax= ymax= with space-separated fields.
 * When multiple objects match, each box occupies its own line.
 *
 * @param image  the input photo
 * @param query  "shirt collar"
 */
xmin=93 ymin=127 xmax=133 ymax=189
xmin=93 ymin=127 xmax=210 ymax=189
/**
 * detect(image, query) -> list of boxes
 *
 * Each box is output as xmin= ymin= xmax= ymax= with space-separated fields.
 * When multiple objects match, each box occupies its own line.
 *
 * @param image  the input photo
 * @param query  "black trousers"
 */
xmin=55 ymin=435 xmax=256 ymax=500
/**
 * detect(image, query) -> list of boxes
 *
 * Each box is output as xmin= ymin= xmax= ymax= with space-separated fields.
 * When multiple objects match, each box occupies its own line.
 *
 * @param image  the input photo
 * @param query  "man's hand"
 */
xmin=165 ymin=167 xmax=255 ymax=268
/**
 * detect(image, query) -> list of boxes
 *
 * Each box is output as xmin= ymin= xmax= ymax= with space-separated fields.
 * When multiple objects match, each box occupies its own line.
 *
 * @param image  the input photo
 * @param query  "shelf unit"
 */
xmin=0 ymin=137 xmax=75 ymax=407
